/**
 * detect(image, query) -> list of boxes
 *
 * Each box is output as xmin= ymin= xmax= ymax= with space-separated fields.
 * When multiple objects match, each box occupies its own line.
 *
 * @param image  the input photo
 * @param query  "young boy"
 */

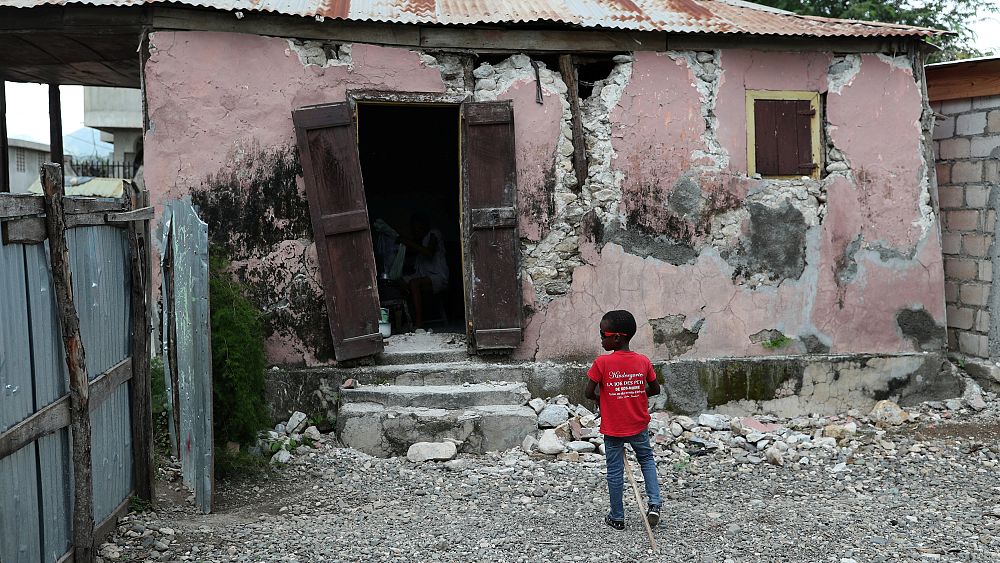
xmin=585 ymin=310 xmax=662 ymax=531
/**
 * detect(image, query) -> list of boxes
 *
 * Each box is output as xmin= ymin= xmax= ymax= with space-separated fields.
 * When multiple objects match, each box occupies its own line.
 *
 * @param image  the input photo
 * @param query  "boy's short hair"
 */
xmin=601 ymin=310 xmax=637 ymax=337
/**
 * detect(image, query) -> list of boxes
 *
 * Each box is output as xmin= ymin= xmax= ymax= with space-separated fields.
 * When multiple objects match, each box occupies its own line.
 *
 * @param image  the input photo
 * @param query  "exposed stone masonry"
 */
xmin=934 ymin=94 xmax=1000 ymax=358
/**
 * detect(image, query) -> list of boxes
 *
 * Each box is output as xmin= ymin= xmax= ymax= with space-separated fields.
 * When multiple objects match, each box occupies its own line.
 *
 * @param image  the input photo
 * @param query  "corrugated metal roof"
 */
xmin=2 ymin=0 xmax=947 ymax=38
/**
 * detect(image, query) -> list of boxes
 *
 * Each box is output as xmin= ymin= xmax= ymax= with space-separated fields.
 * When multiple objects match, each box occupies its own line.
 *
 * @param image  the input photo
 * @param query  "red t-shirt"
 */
xmin=587 ymin=350 xmax=657 ymax=437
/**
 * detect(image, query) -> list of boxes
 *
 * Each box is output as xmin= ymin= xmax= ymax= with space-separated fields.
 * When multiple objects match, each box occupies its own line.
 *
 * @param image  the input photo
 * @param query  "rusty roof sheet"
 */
xmin=3 ymin=0 xmax=947 ymax=38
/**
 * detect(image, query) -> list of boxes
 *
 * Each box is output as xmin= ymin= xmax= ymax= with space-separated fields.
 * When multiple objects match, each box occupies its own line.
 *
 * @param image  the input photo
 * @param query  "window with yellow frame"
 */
xmin=745 ymin=90 xmax=822 ymax=180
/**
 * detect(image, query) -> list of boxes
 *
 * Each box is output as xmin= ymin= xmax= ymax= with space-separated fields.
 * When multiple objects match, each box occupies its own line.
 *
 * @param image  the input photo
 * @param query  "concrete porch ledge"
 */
xmin=657 ymin=352 xmax=961 ymax=417
xmin=264 ymin=352 xmax=962 ymax=424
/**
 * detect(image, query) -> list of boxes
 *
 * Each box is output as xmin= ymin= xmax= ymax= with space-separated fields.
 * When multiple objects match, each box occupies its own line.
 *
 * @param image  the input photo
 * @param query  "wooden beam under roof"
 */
xmin=926 ymin=57 xmax=1000 ymax=102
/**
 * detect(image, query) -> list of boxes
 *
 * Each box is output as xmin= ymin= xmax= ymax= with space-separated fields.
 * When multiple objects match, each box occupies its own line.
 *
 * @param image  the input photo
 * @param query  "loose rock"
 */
xmin=406 ymin=441 xmax=458 ymax=463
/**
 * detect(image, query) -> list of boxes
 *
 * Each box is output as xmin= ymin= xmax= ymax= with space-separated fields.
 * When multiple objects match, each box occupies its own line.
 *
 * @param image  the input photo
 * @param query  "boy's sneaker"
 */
xmin=646 ymin=504 xmax=661 ymax=527
xmin=604 ymin=515 xmax=625 ymax=531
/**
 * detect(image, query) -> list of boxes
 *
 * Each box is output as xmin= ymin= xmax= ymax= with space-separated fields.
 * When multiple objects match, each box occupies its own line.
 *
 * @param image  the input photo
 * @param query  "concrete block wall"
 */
xmin=933 ymin=94 xmax=1000 ymax=358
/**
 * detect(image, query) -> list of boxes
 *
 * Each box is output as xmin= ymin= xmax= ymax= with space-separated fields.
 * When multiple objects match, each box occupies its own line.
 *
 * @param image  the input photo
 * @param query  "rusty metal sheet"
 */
xmin=0 ymin=0 xmax=946 ymax=38
xmin=160 ymin=198 xmax=213 ymax=514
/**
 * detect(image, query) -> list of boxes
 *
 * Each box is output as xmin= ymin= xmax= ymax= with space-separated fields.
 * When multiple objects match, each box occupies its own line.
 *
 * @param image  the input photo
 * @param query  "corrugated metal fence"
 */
xmin=0 ymin=185 xmax=153 ymax=562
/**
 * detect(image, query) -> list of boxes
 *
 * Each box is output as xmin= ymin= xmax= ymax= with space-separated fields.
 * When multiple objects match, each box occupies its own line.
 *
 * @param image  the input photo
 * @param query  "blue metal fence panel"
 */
xmin=91 ymin=385 xmax=133 ymax=522
xmin=24 ymin=243 xmax=73 ymax=561
xmin=68 ymin=227 xmax=131 ymax=379
xmin=0 ymin=241 xmax=43 ymax=563
xmin=67 ymin=226 xmax=134 ymax=523
xmin=162 ymin=200 xmax=213 ymax=514
xmin=1 ymin=203 xmax=136 ymax=561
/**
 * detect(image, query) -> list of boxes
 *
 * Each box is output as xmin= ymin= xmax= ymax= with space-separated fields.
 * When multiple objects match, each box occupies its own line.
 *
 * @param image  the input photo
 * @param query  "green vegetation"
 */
xmin=755 ymin=0 xmax=997 ymax=61
xmin=128 ymin=495 xmax=153 ymax=513
xmin=210 ymin=249 xmax=269 ymax=447
xmin=149 ymin=356 xmax=172 ymax=453
xmin=761 ymin=334 xmax=793 ymax=350
xmin=214 ymin=448 xmax=273 ymax=481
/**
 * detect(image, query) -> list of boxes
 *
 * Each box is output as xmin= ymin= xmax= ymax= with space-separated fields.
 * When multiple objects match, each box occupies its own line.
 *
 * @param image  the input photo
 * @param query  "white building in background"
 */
xmin=6 ymin=138 xmax=49 ymax=193
xmin=83 ymin=86 xmax=142 ymax=163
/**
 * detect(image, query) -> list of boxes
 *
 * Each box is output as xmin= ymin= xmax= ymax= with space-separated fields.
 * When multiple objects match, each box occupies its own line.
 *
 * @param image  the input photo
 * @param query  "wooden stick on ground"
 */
xmin=42 ymin=162 xmax=95 ymax=562
xmin=623 ymin=451 xmax=657 ymax=553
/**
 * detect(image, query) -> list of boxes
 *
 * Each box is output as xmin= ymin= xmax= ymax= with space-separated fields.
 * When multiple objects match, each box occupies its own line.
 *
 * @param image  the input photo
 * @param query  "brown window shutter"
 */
xmin=794 ymin=99 xmax=817 ymax=175
xmin=460 ymin=101 xmax=522 ymax=352
xmin=754 ymin=99 xmax=781 ymax=176
xmin=292 ymin=102 xmax=383 ymax=361
xmin=754 ymin=98 xmax=816 ymax=176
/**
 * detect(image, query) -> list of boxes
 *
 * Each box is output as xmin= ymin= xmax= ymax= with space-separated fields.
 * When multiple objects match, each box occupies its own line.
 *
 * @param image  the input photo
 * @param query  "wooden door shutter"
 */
xmin=461 ymin=101 xmax=522 ymax=352
xmin=753 ymin=99 xmax=817 ymax=177
xmin=292 ymin=103 xmax=383 ymax=361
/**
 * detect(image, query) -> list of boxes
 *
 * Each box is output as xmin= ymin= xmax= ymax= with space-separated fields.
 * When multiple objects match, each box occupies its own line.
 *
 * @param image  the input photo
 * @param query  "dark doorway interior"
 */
xmin=357 ymin=103 xmax=464 ymax=334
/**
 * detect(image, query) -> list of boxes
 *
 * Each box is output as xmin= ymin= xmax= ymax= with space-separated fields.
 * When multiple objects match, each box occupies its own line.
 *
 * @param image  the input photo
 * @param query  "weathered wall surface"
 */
xmin=523 ymin=50 xmax=945 ymax=362
xmin=933 ymin=94 xmax=1000 ymax=359
xmin=144 ymin=30 xmax=944 ymax=366
xmin=145 ymin=32 xmax=449 ymax=365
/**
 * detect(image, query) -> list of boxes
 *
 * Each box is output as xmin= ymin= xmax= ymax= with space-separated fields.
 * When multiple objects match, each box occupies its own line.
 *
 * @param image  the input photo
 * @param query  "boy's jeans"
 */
xmin=604 ymin=430 xmax=661 ymax=521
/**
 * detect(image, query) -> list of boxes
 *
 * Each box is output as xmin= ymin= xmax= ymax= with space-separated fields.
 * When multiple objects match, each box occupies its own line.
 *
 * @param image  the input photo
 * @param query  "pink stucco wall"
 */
xmin=144 ymin=31 xmax=944 ymax=365
xmin=524 ymin=51 xmax=943 ymax=360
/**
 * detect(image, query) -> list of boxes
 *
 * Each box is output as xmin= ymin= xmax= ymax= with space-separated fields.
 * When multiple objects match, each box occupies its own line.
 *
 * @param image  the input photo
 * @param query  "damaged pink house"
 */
xmin=0 ymin=0 xmax=964 ymax=451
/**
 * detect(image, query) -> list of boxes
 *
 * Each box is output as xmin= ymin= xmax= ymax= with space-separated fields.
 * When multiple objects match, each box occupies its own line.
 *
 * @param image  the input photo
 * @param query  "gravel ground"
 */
xmin=103 ymin=393 xmax=1000 ymax=562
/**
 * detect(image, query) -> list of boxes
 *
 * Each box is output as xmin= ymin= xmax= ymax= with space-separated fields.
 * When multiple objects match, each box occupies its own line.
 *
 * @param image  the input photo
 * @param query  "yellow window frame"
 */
xmin=745 ymin=90 xmax=822 ymax=180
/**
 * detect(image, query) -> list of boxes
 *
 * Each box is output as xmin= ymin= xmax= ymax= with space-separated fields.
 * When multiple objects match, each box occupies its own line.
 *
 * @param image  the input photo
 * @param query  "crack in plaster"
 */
xmin=483 ymin=54 xmax=633 ymax=305
xmin=670 ymin=50 xmax=729 ymax=170
xmin=287 ymin=39 xmax=352 ymax=68
xmin=418 ymin=52 xmax=468 ymax=94
xmin=827 ymin=54 xmax=860 ymax=95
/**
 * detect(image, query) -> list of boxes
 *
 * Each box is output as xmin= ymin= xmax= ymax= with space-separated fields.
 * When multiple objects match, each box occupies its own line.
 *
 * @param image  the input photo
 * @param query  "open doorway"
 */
xmin=357 ymin=103 xmax=465 ymax=334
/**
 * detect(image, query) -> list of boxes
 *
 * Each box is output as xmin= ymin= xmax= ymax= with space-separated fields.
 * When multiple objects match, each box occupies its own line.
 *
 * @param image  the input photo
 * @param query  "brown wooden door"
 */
xmin=292 ymin=103 xmax=383 ymax=361
xmin=461 ymin=101 xmax=522 ymax=352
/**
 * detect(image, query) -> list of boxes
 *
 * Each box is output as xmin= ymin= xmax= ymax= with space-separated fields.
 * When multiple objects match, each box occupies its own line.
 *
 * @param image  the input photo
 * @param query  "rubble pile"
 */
xmin=253 ymin=410 xmax=327 ymax=465
xmin=516 ymin=382 xmax=994 ymax=470
xmin=99 ymin=377 xmax=1000 ymax=561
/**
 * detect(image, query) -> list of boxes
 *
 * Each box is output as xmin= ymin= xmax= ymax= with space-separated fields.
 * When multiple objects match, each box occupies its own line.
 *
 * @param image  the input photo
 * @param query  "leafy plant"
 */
xmin=215 ymin=447 xmax=272 ymax=481
xmin=762 ymin=334 xmax=793 ymax=350
xmin=210 ymin=249 xmax=269 ymax=446
xmin=129 ymin=495 xmax=152 ymax=513
xmin=149 ymin=355 xmax=173 ymax=454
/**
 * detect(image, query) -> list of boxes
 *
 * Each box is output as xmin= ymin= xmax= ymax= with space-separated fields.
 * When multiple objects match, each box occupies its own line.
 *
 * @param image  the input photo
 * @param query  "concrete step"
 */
xmin=375 ymin=349 xmax=470 ymax=366
xmin=347 ymin=361 xmax=531 ymax=387
xmin=376 ymin=332 xmax=469 ymax=366
xmin=340 ymin=382 xmax=530 ymax=409
xmin=337 ymin=402 xmax=538 ymax=457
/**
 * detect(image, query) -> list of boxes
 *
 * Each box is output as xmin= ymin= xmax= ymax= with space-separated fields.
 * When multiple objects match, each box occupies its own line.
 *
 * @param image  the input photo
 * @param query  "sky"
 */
xmin=3 ymin=8 xmax=1000 ymax=145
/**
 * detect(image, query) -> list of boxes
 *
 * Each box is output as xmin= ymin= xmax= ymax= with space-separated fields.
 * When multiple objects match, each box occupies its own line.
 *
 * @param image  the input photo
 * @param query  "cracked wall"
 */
xmin=145 ymin=32 xmax=449 ymax=365
xmin=522 ymin=49 xmax=945 ymax=362
xmin=143 ymin=30 xmax=944 ymax=366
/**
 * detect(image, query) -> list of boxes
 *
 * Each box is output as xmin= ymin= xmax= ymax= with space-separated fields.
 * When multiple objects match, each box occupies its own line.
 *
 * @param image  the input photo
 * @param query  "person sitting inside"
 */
xmin=396 ymin=212 xmax=448 ymax=329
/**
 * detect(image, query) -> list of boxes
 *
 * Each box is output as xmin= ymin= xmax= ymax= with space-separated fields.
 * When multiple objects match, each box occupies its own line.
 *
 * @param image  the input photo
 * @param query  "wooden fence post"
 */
xmin=127 ymin=182 xmax=154 ymax=501
xmin=41 ymin=162 xmax=94 ymax=563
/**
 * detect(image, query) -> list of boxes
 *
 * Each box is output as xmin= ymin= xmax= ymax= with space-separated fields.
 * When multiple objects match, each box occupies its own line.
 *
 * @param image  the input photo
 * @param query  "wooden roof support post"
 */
xmin=559 ymin=54 xmax=588 ymax=192
xmin=127 ymin=181 xmax=154 ymax=502
xmin=41 ymin=162 xmax=95 ymax=563
xmin=48 ymin=84 xmax=64 ymax=171
xmin=1 ymin=81 xmax=8 ymax=192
